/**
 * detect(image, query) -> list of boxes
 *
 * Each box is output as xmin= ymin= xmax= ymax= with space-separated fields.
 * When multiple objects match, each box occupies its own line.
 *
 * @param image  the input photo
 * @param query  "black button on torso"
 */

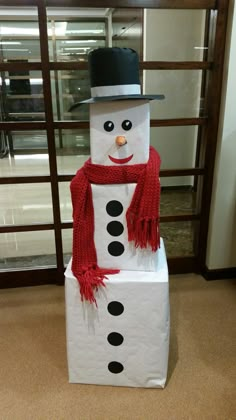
xmin=107 ymin=221 xmax=124 ymax=236
xmin=108 ymin=241 xmax=124 ymax=256
xmin=106 ymin=200 xmax=123 ymax=217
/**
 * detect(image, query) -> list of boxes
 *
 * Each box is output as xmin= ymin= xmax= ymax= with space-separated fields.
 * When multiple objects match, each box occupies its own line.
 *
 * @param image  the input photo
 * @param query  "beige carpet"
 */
xmin=0 ymin=275 xmax=235 ymax=420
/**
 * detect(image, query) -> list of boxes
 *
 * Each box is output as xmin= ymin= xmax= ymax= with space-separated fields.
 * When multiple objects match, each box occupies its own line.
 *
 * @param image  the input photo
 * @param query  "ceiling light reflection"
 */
xmin=14 ymin=154 xmax=49 ymax=160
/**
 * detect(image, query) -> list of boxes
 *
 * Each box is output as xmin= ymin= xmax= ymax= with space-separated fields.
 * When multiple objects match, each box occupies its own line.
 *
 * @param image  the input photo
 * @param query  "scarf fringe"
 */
xmin=74 ymin=265 xmax=119 ymax=305
xmin=127 ymin=214 xmax=160 ymax=252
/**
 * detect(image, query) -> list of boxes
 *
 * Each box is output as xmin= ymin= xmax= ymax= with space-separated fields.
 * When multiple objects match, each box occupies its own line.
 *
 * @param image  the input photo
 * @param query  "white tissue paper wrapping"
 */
xmin=65 ymin=238 xmax=170 ymax=388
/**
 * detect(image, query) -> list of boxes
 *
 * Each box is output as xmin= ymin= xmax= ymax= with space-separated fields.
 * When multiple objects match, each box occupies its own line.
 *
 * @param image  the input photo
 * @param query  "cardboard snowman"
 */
xmin=65 ymin=48 xmax=170 ymax=388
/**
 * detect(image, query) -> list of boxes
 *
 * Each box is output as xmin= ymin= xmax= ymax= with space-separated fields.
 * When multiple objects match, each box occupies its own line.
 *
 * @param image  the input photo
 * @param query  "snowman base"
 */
xmin=65 ymin=238 xmax=169 ymax=388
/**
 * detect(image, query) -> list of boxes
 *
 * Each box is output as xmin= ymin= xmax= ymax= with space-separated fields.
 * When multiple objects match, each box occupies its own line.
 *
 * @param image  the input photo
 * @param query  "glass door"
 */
xmin=0 ymin=0 xmax=229 ymax=287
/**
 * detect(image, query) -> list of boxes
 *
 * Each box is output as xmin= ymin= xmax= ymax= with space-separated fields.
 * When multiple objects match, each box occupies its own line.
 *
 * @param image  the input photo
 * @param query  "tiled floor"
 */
xmin=1 ymin=152 xmax=197 ymax=270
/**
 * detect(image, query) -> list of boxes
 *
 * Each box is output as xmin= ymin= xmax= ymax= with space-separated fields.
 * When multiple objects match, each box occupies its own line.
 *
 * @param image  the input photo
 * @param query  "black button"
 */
xmin=106 ymin=200 xmax=123 ymax=217
xmin=108 ymin=361 xmax=124 ymax=374
xmin=107 ymin=221 xmax=124 ymax=237
xmin=108 ymin=241 xmax=124 ymax=256
xmin=107 ymin=301 xmax=124 ymax=316
xmin=107 ymin=332 xmax=124 ymax=346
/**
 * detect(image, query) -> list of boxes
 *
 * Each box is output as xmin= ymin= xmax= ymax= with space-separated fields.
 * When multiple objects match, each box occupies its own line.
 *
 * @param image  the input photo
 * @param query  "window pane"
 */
xmin=0 ymin=18 xmax=41 ymax=62
xmin=0 ymin=183 xmax=53 ymax=226
xmin=160 ymin=184 xmax=197 ymax=216
xmin=62 ymin=228 xmax=72 ymax=265
xmin=51 ymin=70 xmax=90 ymax=120
xmin=55 ymin=38 xmax=105 ymax=62
xmin=145 ymin=9 xmax=206 ymax=61
xmin=144 ymin=70 xmax=204 ymax=118
xmin=0 ymin=131 xmax=50 ymax=177
xmin=56 ymin=129 xmax=89 ymax=175
xmin=0 ymin=71 xmax=45 ymax=121
xmin=151 ymin=126 xmax=198 ymax=169
xmin=112 ymin=8 xmax=143 ymax=56
xmin=161 ymin=221 xmax=198 ymax=257
xmin=0 ymin=230 xmax=56 ymax=270
xmin=7 ymin=131 xmax=47 ymax=152
xmin=59 ymin=182 xmax=72 ymax=223
xmin=48 ymin=20 xmax=106 ymax=62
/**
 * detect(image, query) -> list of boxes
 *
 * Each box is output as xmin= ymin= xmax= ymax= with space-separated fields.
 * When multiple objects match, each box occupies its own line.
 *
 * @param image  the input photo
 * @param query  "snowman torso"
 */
xmin=92 ymin=183 xmax=158 ymax=271
xmin=90 ymin=100 xmax=158 ymax=271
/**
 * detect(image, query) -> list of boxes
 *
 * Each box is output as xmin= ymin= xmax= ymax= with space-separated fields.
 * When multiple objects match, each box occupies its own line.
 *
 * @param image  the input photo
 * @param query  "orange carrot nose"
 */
xmin=116 ymin=136 xmax=127 ymax=146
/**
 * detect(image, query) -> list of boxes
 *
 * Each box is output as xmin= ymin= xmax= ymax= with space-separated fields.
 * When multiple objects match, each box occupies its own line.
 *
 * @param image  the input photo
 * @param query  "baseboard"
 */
xmin=0 ymin=267 xmax=63 ymax=288
xmin=168 ymin=256 xmax=197 ymax=274
xmin=161 ymin=185 xmax=193 ymax=191
xmin=203 ymin=266 xmax=236 ymax=280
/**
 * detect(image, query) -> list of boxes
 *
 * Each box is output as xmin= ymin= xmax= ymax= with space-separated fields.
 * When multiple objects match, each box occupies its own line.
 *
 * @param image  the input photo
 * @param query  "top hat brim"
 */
xmin=69 ymin=94 xmax=164 ymax=111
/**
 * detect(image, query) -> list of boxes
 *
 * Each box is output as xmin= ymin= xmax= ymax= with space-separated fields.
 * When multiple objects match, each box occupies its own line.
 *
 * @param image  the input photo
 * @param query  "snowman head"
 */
xmin=90 ymin=100 xmax=150 ymax=165
xmin=68 ymin=48 xmax=164 ymax=166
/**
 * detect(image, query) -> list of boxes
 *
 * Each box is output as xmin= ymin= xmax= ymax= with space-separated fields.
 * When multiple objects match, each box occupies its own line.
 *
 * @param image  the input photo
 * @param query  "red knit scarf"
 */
xmin=70 ymin=146 xmax=161 ymax=305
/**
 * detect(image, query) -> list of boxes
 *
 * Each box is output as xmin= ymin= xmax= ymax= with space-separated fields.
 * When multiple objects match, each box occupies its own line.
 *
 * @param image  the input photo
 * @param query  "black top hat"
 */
xmin=69 ymin=48 xmax=164 ymax=110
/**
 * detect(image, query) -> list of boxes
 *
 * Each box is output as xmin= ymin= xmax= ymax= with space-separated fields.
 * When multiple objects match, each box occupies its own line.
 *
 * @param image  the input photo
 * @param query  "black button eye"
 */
xmin=104 ymin=121 xmax=114 ymax=132
xmin=122 ymin=120 xmax=132 ymax=131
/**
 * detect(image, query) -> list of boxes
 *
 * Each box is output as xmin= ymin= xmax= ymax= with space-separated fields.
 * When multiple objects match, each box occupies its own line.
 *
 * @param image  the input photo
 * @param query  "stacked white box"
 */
xmin=66 ymin=72 xmax=170 ymax=388
xmin=65 ymin=239 xmax=169 ymax=388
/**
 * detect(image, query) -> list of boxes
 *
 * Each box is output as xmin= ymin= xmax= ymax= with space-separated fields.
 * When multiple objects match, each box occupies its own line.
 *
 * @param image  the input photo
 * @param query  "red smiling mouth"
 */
xmin=108 ymin=154 xmax=133 ymax=164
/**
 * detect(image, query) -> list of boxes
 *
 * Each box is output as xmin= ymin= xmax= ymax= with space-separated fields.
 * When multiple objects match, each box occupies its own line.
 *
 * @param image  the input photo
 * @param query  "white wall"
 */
xmin=206 ymin=0 xmax=236 ymax=269
xmin=143 ymin=9 xmax=205 ymax=186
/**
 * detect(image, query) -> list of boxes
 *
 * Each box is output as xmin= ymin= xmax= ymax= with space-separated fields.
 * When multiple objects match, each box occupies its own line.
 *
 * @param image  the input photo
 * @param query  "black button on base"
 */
xmin=107 ymin=301 xmax=124 ymax=316
xmin=107 ymin=332 xmax=124 ymax=346
xmin=108 ymin=361 xmax=124 ymax=374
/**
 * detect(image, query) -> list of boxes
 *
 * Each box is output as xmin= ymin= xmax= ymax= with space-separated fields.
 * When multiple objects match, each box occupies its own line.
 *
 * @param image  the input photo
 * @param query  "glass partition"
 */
xmin=59 ymin=182 xmax=72 ymax=222
xmin=0 ymin=230 xmax=56 ymax=269
xmin=112 ymin=8 xmax=143 ymax=56
xmin=0 ymin=131 xmax=50 ymax=177
xmin=0 ymin=183 xmax=53 ymax=226
xmin=145 ymin=9 xmax=206 ymax=61
xmin=160 ymin=176 xmax=201 ymax=216
xmin=56 ymin=129 xmax=89 ymax=175
xmin=62 ymin=228 xmax=72 ymax=265
xmin=160 ymin=221 xmax=198 ymax=257
xmin=51 ymin=70 xmax=90 ymax=120
xmin=0 ymin=19 xmax=41 ymax=62
xmin=48 ymin=19 xmax=106 ymax=62
xmin=151 ymin=126 xmax=198 ymax=170
xmin=0 ymin=71 xmax=45 ymax=121
xmin=145 ymin=70 xmax=204 ymax=119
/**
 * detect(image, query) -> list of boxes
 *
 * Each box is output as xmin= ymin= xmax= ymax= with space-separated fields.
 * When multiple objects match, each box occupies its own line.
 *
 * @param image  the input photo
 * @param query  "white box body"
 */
xmin=65 ymin=239 xmax=170 ymax=388
xmin=92 ymin=183 xmax=159 ymax=271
